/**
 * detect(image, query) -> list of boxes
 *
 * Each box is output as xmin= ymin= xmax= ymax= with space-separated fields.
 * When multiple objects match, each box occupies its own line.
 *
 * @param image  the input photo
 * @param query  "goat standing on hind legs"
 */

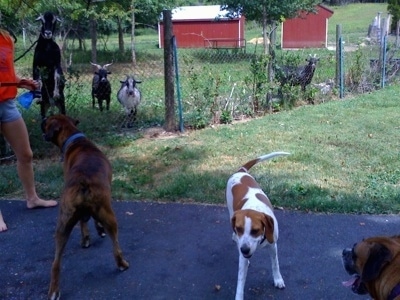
xmin=33 ymin=12 xmax=66 ymax=120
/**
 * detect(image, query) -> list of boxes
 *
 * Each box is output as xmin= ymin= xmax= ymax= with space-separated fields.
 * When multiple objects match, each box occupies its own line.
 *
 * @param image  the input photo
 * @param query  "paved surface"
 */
xmin=1 ymin=200 xmax=400 ymax=300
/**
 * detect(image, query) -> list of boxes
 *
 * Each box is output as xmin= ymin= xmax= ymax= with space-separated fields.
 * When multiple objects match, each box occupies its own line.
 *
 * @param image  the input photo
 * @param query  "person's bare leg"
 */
xmin=0 ymin=210 xmax=7 ymax=232
xmin=1 ymin=118 xmax=57 ymax=209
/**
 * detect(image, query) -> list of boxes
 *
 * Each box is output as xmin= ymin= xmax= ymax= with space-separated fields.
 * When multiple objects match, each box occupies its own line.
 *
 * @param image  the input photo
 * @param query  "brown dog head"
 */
xmin=41 ymin=115 xmax=80 ymax=148
xmin=342 ymin=236 xmax=400 ymax=299
xmin=231 ymin=209 xmax=275 ymax=258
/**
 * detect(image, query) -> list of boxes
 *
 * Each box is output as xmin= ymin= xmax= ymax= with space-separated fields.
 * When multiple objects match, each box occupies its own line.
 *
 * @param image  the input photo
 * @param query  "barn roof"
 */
xmin=165 ymin=5 xmax=238 ymax=21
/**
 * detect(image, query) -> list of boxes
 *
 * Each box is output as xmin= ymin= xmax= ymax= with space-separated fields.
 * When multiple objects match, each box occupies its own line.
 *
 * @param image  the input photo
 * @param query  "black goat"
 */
xmin=275 ymin=54 xmax=319 ymax=92
xmin=33 ymin=11 xmax=65 ymax=119
xmin=91 ymin=62 xmax=112 ymax=111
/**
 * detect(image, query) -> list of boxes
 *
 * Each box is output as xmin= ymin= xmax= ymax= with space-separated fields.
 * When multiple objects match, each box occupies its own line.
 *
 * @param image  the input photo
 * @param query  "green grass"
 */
xmin=1 ymin=3 xmax=399 ymax=214
xmin=1 ymin=84 xmax=399 ymax=214
xmin=328 ymin=3 xmax=388 ymax=34
xmin=328 ymin=3 xmax=388 ymax=44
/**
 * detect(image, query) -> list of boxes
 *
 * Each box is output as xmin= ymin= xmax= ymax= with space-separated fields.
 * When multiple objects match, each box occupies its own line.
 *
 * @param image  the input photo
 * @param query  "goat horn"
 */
xmin=103 ymin=63 xmax=113 ymax=69
xmin=90 ymin=62 xmax=101 ymax=70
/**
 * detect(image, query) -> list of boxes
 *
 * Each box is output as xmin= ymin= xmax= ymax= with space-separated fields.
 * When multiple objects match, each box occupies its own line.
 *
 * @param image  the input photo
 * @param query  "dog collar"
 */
xmin=61 ymin=132 xmax=86 ymax=155
xmin=388 ymin=283 xmax=400 ymax=300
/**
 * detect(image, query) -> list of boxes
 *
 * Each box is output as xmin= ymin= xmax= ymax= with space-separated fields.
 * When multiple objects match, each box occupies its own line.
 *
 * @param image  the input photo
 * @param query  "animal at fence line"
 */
xmin=41 ymin=115 xmax=129 ymax=300
xmin=342 ymin=235 xmax=400 ymax=300
xmin=91 ymin=62 xmax=112 ymax=111
xmin=33 ymin=11 xmax=66 ymax=119
xmin=226 ymin=152 xmax=290 ymax=300
xmin=117 ymin=75 xmax=142 ymax=128
xmin=275 ymin=54 xmax=319 ymax=92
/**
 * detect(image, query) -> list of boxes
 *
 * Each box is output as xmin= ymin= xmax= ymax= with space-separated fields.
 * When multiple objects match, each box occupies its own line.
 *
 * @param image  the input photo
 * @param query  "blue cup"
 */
xmin=17 ymin=91 xmax=34 ymax=109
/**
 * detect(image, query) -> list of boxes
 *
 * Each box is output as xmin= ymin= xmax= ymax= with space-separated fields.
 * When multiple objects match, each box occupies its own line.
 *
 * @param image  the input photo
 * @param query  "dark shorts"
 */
xmin=0 ymin=100 xmax=21 ymax=123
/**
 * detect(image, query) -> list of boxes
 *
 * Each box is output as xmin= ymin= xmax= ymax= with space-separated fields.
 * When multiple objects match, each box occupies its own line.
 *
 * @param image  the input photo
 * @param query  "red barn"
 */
xmin=158 ymin=5 xmax=245 ymax=49
xmin=281 ymin=4 xmax=334 ymax=49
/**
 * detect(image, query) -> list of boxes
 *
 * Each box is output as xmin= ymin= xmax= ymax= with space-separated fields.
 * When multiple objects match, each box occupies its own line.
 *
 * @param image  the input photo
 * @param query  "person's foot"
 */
xmin=27 ymin=198 xmax=58 ymax=209
xmin=0 ymin=218 xmax=7 ymax=232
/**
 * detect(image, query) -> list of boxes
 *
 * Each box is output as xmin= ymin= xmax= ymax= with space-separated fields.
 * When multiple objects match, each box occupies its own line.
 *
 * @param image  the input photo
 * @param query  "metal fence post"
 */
xmin=335 ymin=24 xmax=341 ymax=89
xmin=172 ymin=36 xmax=184 ymax=133
xmin=381 ymin=34 xmax=387 ymax=88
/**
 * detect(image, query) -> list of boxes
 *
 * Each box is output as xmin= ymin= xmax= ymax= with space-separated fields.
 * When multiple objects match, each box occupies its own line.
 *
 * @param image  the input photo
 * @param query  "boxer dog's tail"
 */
xmin=237 ymin=151 xmax=290 ymax=173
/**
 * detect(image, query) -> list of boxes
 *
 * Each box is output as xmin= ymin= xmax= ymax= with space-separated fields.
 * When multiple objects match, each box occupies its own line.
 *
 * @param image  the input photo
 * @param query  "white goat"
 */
xmin=117 ymin=75 xmax=142 ymax=128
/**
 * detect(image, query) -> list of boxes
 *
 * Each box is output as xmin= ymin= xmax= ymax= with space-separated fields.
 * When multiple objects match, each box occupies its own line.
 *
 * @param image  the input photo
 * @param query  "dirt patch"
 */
xmin=139 ymin=126 xmax=188 ymax=139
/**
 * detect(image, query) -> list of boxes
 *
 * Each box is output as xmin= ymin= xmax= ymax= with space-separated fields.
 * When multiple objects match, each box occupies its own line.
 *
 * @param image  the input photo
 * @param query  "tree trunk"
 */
xmin=90 ymin=16 xmax=97 ymax=63
xmin=262 ymin=6 xmax=268 ymax=56
xmin=268 ymin=23 xmax=277 ymax=83
xmin=131 ymin=0 xmax=136 ymax=66
xmin=117 ymin=17 xmax=124 ymax=52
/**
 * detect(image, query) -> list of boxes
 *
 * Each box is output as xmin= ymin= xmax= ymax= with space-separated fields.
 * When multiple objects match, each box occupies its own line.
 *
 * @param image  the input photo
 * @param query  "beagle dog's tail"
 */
xmin=237 ymin=151 xmax=290 ymax=173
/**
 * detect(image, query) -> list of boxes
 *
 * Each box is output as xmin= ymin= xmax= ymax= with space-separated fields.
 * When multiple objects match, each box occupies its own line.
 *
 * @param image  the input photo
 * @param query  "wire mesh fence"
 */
xmin=2 ymin=24 xmax=400 ymax=160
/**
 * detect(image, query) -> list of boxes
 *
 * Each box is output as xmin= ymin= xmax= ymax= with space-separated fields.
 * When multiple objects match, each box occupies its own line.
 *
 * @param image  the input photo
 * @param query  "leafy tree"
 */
xmin=134 ymin=0 xmax=187 ymax=28
xmin=221 ymin=0 xmax=319 ymax=55
xmin=388 ymin=0 xmax=400 ymax=33
xmin=220 ymin=0 xmax=319 ymax=87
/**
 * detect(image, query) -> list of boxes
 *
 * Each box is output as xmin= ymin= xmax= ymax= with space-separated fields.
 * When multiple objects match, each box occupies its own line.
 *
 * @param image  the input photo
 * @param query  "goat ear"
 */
xmin=35 ymin=15 xmax=44 ymax=22
xmin=107 ymin=71 xmax=111 ymax=74
xmin=136 ymin=80 xmax=142 ymax=84
xmin=120 ymin=80 xmax=125 ymax=84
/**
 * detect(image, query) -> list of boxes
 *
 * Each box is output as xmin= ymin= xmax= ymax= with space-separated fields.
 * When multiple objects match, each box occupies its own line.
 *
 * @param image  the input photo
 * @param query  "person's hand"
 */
xmin=17 ymin=79 xmax=39 ymax=91
xmin=32 ymin=89 xmax=42 ymax=99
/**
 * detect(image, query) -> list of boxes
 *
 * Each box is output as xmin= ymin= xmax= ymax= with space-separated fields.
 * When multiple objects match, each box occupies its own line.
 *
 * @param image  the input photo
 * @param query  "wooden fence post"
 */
xmin=163 ymin=9 xmax=176 ymax=132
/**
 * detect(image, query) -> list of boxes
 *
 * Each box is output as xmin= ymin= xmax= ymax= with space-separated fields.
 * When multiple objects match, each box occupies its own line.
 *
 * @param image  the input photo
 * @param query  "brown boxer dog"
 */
xmin=42 ymin=115 xmax=129 ymax=300
xmin=342 ymin=236 xmax=400 ymax=300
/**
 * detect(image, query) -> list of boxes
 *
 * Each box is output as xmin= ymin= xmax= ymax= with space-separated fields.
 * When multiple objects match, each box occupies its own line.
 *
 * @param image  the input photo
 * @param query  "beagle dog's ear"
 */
xmin=362 ymin=243 xmax=392 ymax=282
xmin=231 ymin=215 xmax=236 ymax=232
xmin=262 ymin=214 xmax=275 ymax=244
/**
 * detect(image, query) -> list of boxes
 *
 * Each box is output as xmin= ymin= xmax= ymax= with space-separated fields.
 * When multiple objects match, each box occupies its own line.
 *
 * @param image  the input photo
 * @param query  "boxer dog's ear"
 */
xmin=66 ymin=116 xmax=80 ymax=126
xmin=44 ymin=119 xmax=61 ymax=142
xmin=362 ymin=243 xmax=392 ymax=282
xmin=262 ymin=214 xmax=275 ymax=243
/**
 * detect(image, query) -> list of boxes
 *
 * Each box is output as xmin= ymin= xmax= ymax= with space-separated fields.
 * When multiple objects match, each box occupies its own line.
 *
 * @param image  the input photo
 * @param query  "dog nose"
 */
xmin=240 ymin=245 xmax=251 ymax=256
xmin=342 ymin=248 xmax=351 ymax=256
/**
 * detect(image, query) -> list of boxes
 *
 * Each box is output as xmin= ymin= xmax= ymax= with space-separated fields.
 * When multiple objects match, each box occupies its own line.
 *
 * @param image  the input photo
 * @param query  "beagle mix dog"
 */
xmin=226 ymin=152 xmax=289 ymax=300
